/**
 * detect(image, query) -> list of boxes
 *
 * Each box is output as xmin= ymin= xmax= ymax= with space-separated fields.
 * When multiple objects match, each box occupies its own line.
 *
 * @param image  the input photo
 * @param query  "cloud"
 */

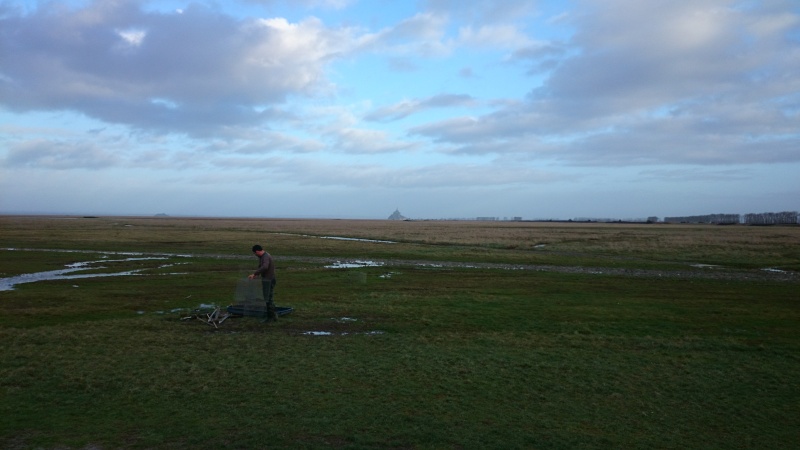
xmin=639 ymin=167 xmax=752 ymax=182
xmin=260 ymin=157 xmax=562 ymax=189
xmin=1 ymin=0 xmax=798 ymax=220
xmin=237 ymin=132 xmax=326 ymax=154
xmin=327 ymin=127 xmax=418 ymax=154
xmin=386 ymin=58 xmax=419 ymax=72
xmin=508 ymin=41 xmax=567 ymax=76
xmin=358 ymin=12 xmax=452 ymax=57
xmin=457 ymin=24 xmax=532 ymax=49
xmin=365 ymin=94 xmax=476 ymax=121
xmin=423 ymin=0 xmax=538 ymax=24
xmin=3 ymin=139 xmax=121 ymax=170
xmin=409 ymin=0 xmax=800 ymax=167
xmin=0 ymin=1 xmax=360 ymax=136
xmin=535 ymin=0 xmax=800 ymax=117
xmin=245 ymin=0 xmax=355 ymax=9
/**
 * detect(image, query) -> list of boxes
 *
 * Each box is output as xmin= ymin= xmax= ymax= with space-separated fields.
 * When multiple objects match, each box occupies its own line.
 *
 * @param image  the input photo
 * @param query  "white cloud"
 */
xmin=1 ymin=0 xmax=798 ymax=218
xmin=423 ymin=0 xmax=538 ymax=24
xmin=116 ymin=28 xmax=146 ymax=46
xmin=458 ymin=24 xmax=531 ymax=49
xmin=0 ymin=2 xmax=360 ymax=135
xmin=328 ymin=127 xmax=418 ymax=154
xmin=253 ymin=157 xmax=562 ymax=189
xmin=4 ymin=139 xmax=121 ymax=170
xmin=359 ymin=12 xmax=452 ymax=57
xmin=365 ymin=94 xmax=476 ymax=122
xmin=409 ymin=0 xmax=800 ymax=167
xmin=246 ymin=0 xmax=355 ymax=9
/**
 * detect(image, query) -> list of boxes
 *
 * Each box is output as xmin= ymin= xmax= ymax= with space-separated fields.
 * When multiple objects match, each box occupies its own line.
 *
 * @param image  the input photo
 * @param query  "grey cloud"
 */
xmin=0 ymin=1 xmax=356 ymax=136
xmin=263 ymin=157 xmax=561 ymax=189
xmin=410 ymin=110 xmax=548 ymax=144
xmin=459 ymin=67 xmax=475 ymax=78
xmin=511 ymin=42 xmax=565 ymax=61
xmin=410 ymin=0 xmax=800 ymax=167
xmin=328 ymin=127 xmax=418 ymax=154
xmin=365 ymin=94 xmax=476 ymax=122
xmin=358 ymin=12 xmax=451 ymax=57
xmin=535 ymin=0 xmax=799 ymax=117
xmin=233 ymin=132 xmax=326 ymax=155
xmin=423 ymin=0 xmax=538 ymax=24
xmin=387 ymin=58 xmax=419 ymax=72
xmin=378 ymin=12 xmax=447 ymax=43
xmin=412 ymin=101 xmax=800 ymax=166
xmin=509 ymin=41 xmax=567 ymax=76
xmin=4 ymin=139 xmax=121 ymax=170
xmin=245 ymin=0 xmax=354 ymax=9
xmin=639 ymin=168 xmax=752 ymax=182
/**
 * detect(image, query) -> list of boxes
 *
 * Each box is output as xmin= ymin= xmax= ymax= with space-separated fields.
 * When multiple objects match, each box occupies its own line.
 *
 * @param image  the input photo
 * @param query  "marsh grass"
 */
xmin=1 ymin=216 xmax=798 ymax=449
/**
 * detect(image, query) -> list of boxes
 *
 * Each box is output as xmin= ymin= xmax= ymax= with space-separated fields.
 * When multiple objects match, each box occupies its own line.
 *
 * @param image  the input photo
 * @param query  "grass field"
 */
xmin=1 ymin=216 xmax=798 ymax=449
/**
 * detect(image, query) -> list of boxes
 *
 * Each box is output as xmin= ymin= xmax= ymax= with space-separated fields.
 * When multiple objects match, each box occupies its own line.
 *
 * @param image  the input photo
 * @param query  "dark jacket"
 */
xmin=254 ymin=252 xmax=276 ymax=280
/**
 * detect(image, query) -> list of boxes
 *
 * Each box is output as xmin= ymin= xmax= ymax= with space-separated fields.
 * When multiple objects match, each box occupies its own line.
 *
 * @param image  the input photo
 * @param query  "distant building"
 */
xmin=388 ymin=209 xmax=406 ymax=220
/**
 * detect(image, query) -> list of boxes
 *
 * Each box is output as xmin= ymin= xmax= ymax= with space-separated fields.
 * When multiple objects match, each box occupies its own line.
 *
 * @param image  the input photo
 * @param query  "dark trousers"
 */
xmin=261 ymin=278 xmax=277 ymax=317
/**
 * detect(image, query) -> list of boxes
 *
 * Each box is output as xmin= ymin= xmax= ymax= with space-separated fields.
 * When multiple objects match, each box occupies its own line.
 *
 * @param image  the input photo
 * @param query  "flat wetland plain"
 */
xmin=1 ymin=216 xmax=798 ymax=449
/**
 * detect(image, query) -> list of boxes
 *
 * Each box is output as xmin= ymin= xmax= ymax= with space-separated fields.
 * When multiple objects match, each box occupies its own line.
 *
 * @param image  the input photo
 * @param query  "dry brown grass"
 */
xmin=2 ymin=215 xmax=799 ymax=269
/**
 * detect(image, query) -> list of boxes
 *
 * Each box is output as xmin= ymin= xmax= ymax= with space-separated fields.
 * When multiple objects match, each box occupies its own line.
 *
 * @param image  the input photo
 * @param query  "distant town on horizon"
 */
xmin=386 ymin=209 xmax=800 ymax=225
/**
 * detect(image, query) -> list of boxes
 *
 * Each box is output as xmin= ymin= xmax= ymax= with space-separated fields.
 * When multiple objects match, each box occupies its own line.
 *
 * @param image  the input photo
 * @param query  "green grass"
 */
xmin=1 ymin=217 xmax=799 ymax=449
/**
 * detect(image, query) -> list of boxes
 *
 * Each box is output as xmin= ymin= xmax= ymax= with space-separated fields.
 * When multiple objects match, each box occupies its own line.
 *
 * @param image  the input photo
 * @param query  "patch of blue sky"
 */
xmin=331 ymin=53 xmax=531 ymax=109
xmin=532 ymin=0 xmax=574 ymax=36
xmin=137 ymin=0 xmax=416 ymax=27
xmin=322 ymin=0 xmax=417 ymax=29
xmin=139 ymin=0 xmax=190 ymax=14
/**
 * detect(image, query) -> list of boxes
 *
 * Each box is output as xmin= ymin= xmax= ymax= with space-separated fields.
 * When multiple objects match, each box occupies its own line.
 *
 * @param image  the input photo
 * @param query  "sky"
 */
xmin=1 ymin=0 xmax=798 ymax=220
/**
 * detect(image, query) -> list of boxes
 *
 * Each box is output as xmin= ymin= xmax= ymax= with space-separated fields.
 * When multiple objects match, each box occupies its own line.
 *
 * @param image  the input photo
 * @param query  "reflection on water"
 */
xmin=0 ymin=256 xmax=172 ymax=291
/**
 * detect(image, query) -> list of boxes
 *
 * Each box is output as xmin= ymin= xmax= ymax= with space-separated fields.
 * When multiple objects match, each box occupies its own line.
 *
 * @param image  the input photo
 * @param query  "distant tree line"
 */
xmin=663 ymin=213 xmax=741 ymax=224
xmin=743 ymin=211 xmax=799 ymax=225
xmin=662 ymin=211 xmax=798 ymax=225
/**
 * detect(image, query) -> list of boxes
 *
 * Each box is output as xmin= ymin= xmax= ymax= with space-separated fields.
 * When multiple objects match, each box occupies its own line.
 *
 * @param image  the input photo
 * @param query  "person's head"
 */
xmin=252 ymin=244 xmax=264 ymax=255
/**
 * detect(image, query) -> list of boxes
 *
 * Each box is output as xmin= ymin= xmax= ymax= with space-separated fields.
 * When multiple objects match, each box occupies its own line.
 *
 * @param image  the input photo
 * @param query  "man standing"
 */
xmin=248 ymin=244 xmax=278 ymax=322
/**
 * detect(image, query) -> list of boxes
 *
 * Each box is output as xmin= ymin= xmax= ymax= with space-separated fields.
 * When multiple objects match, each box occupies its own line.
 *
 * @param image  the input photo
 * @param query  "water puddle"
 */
xmin=325 ymin=260 xmax=385 ymax=269
xmin=274 ymin=233 xmax=396 ymax=244
xmin=321 ymin=236 xmax=396 ymax=244
xmin=301 ymin=317 xmax=384 ymax=336
xmin=302 ymin=330 xmax=385 ymax=336
xmin=0 ymin=256 xmax=175 ymax=291
xmin=333 ymin=317 xmax=358 ymax=322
